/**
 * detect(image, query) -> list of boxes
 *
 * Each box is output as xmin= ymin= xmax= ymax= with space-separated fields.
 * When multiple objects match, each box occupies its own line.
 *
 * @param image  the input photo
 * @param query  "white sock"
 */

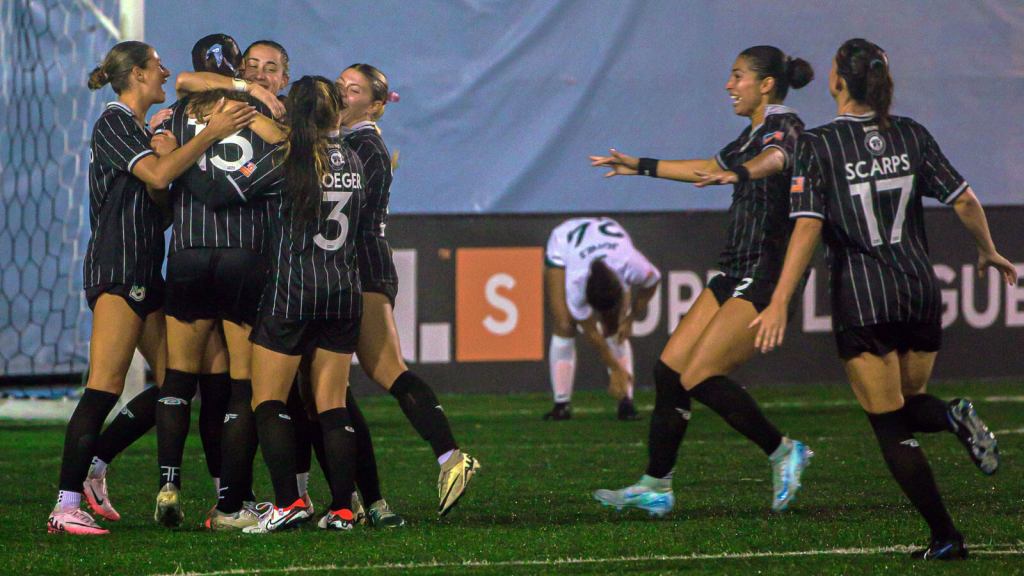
xmin=549 ymin=335 xmax=576 ymax=403
xmin=438 ymin=449 xmax=457 ymax=466
xmin=296 ymin=472 xmax=309 ymax=496
xmin=89 ymin=456 xmax=108 ymax=478
xmin=605 ymin=337 xmax=635 ymax=400
xmin=57 ymin=490 xmax=81 ymax=510
xmin=213 ymin=477 xmax=220 ymax=496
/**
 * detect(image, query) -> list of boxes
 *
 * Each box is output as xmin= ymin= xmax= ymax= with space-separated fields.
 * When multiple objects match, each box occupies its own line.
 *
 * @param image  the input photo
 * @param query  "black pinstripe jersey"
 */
xmin=262 ymin=134 xmax=366 ymax=319
xmin=714 ymin=105 xmax=804 ymax=281
xmin=84 ymin=101 xmax=164 ymax=289
xmin=158 ymin=95 xmax=275 ymax=255
xmin=790 ymin=113 xmax=968 ymax=330
xmin=344 ymin=122 xmax=398 ymax=290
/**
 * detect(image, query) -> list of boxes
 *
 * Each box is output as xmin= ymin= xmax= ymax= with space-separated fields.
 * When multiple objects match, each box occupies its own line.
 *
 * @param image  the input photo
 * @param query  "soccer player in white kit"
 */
xmin=544 ymin=217 xmax=660 ymax=420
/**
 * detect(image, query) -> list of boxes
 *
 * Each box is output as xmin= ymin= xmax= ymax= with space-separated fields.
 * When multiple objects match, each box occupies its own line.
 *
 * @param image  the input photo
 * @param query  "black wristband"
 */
xmin=732 ymin=164 xmax=750 ymax=183
xmin=637 ymin=157 xmax=659 ymax=178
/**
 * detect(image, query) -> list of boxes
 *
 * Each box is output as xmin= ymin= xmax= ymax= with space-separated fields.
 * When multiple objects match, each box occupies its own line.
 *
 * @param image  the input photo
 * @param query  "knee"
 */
xmin=679 ymin=364 xmax=713 ymax=391
xmin=653 ymin=360 xmax=689 ymax=407
xmin=858 ymin=394 xmax=905 ymax=415
xmin=901 ymin=381 xmax=926 ymax=398
xmin=551 ymin=321 xmax=575 ymax=339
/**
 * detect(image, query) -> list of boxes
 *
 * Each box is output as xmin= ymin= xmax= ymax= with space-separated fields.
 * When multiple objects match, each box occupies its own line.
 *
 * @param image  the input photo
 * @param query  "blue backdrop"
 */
xmin=146 ymin=0 xmax=1024 ymax=213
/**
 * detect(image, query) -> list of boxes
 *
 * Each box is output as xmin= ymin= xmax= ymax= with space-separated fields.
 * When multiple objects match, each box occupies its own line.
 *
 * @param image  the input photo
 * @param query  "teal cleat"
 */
xmin=593 ymin=478 xmax=674 ymax=517
xmin=770 ymin=439 xmax=812 ymax=512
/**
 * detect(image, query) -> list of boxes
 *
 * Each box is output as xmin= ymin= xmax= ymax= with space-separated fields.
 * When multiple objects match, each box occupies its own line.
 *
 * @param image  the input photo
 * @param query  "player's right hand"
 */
xmin=608 ymin=366 xmax=633 ymax=400
xmin=205 ymin=97 xmax=257 ymax=139
xmin=978 ymin=250 xmax=1018 ymax=286
xmin=750 ymin=300 xmax=788 ymax=353
xmin=150 ymin=132 xmax=178 ymax=157
xmin=249 ymin=84 xmax=286 ymax=119
xmin=590 ymin=148 xmax=639 ymax=177
xmin=148 ymin=108 xmax=173 ymax=132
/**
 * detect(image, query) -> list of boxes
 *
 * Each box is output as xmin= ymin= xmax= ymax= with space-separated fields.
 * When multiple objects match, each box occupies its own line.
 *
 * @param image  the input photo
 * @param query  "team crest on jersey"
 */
xmin=329 ymin=149 xmax=345 ymax=169
xmin=128 ymin=285 xmax=146 ymax=302
xmin=864 ymin=131 xmax=887 ymax=157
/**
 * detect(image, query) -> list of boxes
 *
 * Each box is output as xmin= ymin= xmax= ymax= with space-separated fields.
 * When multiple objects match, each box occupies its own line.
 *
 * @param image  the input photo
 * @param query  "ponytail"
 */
xmin=836 ymin=38 xmax=894 ymax=129
xmin=281 ymin=75 xmax=343 ymax=224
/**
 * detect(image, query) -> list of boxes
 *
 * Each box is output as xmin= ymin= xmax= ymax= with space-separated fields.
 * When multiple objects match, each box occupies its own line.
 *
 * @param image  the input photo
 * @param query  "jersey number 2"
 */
xmin=849 ymin=175 xmax=914 ymax=246
xmin=313 ymin=191 xmax=353 ymax=251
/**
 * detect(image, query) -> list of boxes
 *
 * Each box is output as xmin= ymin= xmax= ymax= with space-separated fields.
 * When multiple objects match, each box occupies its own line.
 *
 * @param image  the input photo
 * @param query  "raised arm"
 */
xmin=175 ymin=71 xmax=286 ymax=119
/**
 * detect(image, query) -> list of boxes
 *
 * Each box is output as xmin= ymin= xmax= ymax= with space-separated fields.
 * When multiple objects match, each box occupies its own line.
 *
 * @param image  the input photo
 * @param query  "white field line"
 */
xmin=150 ymin=543 xmax=1024 ymax=576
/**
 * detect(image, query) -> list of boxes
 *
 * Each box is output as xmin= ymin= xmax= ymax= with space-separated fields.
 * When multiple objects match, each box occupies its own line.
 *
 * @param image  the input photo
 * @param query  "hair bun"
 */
xmin=785 ymin=56 xmax=814 ymax=90
xmin=387 ymin=91 xmax=400 ymax=103
xmin=87 ymin=66 xmax=109 ymax=90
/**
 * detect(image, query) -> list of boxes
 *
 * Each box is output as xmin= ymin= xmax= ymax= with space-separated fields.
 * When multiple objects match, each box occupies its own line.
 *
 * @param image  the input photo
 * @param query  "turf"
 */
xmin=2 ymin=380 xmax=1022 ymax=575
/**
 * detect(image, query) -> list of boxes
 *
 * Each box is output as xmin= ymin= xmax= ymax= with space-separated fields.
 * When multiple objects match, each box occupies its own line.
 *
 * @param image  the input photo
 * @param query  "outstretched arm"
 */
xmin=589 ymin=148 xmax=719 ymax=183
xmin=693 ymin=148 xmax=786 ymax=188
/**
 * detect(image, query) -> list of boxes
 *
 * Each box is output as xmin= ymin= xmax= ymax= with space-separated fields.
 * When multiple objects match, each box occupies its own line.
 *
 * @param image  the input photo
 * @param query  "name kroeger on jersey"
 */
xmin=545 ymin=217 xmax=661 ymax=321
xmin=790 ymin=112 xmax=969 ymax=330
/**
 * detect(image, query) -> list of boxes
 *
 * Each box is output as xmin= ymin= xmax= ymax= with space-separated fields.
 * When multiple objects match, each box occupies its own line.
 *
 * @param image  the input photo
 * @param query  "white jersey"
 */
xmin=545 ymin=217 xmax=661 ymax=321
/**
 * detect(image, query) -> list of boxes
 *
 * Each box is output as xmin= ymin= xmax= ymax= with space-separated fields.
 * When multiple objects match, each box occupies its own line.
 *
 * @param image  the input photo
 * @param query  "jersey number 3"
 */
xmin=313 ymin=191 xmax=354 ymax=251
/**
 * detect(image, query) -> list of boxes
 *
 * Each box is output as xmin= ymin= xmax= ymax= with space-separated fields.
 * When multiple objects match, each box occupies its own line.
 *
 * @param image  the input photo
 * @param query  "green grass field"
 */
xmin=2 ymin=380 xmax=1022 ymax=575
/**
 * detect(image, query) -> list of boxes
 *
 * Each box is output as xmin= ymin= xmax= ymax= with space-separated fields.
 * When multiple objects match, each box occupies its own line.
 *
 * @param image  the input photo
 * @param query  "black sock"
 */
xmin=903 ymin=394 xmax=954 ymax=434
xmin=645 ymin=361 xmax=692 ymax=479
xmin=690 ymin=375 xmax=782 ymax=456
xmin=867 ymin=410 xmax=959 ymax=540
xmin=198 ymin=373 xmax=231 ymax=479
xmin=348 ymin=389 xmax=383 ymax=504
xmin=319 ymin=407 xmax=357 ymax=512
xmin=389 ymin=371 xmax=457 ymax=458
xmin=310 ymin=420 xmax=331 ymax=485
xmin=58 ymin=388 xmax=119 ymax=492
xmin=254 ymin=400 xmax=299 ymax=508
xmin=287 ymin=385 xmax=314 ymax=476
xmin=217 ymin=379 xmax=258 ymax=514
xmin=94 ymin=385 xmax=158 ymax=464
xmin=156 ymin=369 xmax=198 ymax=488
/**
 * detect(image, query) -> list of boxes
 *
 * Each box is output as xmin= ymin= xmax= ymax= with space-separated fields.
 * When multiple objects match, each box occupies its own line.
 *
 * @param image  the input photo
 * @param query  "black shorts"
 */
xmin=250 ymin=314 xmax=361 ymax=356
xmin=835 ymin=321 xmax=942 ymax=360
xmin=362 ymin=280 xmax=398 ymax=308
xmin=86 ymin=279 xmax=165 ymax=320
xmin=165 ymin=248 xmax=267 ymax=326
xmin=707 ymin=274 xmax=775 ymax=312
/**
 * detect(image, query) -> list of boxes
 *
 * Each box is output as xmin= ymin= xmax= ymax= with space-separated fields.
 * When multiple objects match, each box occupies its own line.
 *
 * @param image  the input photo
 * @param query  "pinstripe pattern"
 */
xmin=263 ymin=135 xmax=365 ymax=319
xmin=159 ymin=98 xmax=274 ymax=255
xmin=790 ymin=113 xmax=967 ymax=330
xmin=344 ymin=122 xmax=398 ymax=292
xmin=84 ymin=102 xmax=164 ymax=289
xmin=714 ymin=105 xmax=804 ymax=281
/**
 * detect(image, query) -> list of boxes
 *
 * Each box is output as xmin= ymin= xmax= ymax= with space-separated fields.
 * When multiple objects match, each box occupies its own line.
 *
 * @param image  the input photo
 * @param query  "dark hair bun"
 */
xmin=87 ymin=66 xmax=109 ymax=90
xmin=785 ymin=57 xmax=814 ymax=89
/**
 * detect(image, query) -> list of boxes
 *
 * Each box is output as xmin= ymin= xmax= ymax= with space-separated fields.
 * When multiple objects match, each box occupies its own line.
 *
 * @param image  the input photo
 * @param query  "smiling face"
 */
xmin=242 ymin=44 xmax=289 ymax=94
xmin=336 ymin=68 xmax=384 ymax=126
xmin=136 ymin=49 xmax=171 ymax=104
xmin=725 ymin=56 xmax=772 ymax=117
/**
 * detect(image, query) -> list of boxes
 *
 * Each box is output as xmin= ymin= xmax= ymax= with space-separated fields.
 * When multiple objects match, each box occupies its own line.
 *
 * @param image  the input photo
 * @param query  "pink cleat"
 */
xmin=47 ymin=507 xmax=109 ymax=535
xmin=84 ymin=472 xmax=121 ymax=521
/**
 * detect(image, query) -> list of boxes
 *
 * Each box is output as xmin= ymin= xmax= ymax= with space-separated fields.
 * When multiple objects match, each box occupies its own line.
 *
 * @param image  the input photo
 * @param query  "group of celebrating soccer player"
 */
xmin=48 ymin=33 xmax=477 ymax=536
xmin=48 ymin=29 xmax=1016 ymax=560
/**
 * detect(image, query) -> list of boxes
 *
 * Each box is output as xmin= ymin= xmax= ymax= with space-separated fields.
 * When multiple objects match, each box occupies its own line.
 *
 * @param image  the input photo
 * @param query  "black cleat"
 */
xmin=948 ymin=398 xmax=999 ymax=475
xmin=543 ymin=402 xmax=572 ymax=421
xmin=617 ymin=399 xmax=640 ymax=421
xmin=910 ymin=535 xmax=968 ymax=560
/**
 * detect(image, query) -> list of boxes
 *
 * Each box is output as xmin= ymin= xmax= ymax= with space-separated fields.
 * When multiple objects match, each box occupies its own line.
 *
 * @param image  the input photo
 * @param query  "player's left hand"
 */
xmin=150 ymin=132 xmax=178 ymax=157
xmin=608 ymin=366 xmax=632 ymax=400
xmin=749 ymin=300 xmax=788 ymax=353
xmin=148 ymin=108 xmax=173 ymax=132
xmin=693 ymin=169 xmax=739 ymax=188
xmin=978 ymin=250 xmax=1018 ymax=285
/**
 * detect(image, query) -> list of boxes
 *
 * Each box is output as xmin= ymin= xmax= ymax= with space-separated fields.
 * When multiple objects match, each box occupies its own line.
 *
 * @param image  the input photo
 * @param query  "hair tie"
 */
xmin=869 ymin=58 xmax=885 ymax=70
xmin=387 ymin=91 xmax=400 ymax=103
